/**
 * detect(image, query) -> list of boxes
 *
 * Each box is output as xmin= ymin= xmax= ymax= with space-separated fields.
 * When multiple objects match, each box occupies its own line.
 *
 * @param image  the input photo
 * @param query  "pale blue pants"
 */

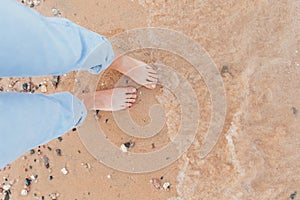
xmin=0 ymin=0 xmax=114 ymax=168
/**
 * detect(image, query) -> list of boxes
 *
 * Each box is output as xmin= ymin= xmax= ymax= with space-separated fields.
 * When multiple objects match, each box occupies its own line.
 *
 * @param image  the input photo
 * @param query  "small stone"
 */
xmin=49 ymin=175 xmax=53 ymax=180
xmin=72 ymin=128 xmax=77 ymax=131
xmin=41 ymin=155 xmax=50 ymax=168
xmin=29 ymin=149 xmax=35 ymax=155
xmin=3 ymin=184 xmax=11 ymax=191
xmin=292 ymin=107 xmax=298 ymax=115
xmin=221 ymin=65 xmax=231 ymax=76
xmin=124 ymin=141 xmax=135 ymax=148
xmin=57 ymin=137 xmax=63 ymax=142
xmin=30 ymin=174 xmax=37 ymax=180
xmin=162 ymin=182 xmax=171 ymax=190
xmin=21 ymin=189 xmax=28 ymax=196
xmin=50 ymin=193 xmax=57 ymax=199
xmin=107 ymin=174 xmax=111 ymax=179
xmin=25 ymin=178 xmax=31 ymax=186
xmin=47 ymin=146 xmax=52 ymax=151
xmin=40 ymin=85 xmax=47 ymax=93
xmin=61 ymin=167 xmax=68 ymax=175
xmin=51 ymin=76 xmax=60 ymax=88
xmin=120 ymin=144 xmax=128 ymax=153
xmin=52 ymin=8 xmax=60 ymax=16
xmin=290 ymin=191 xmax=297 ymax=200
xmin=55 ymin=149 xmax=62 ymax=156
xmin=150 ymin=178 xmax=161 ymax=189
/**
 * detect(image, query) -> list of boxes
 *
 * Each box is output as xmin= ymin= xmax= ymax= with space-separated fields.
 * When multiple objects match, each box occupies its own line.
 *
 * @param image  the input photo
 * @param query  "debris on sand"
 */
xmin=52 ymin=8 xmax=61 ymax=16
xmin=41 ymin=155 xmax=50 ymax=169
xmin=162 ymin=182 xmax=171 ymax=191
xmin=120 ymin=144 xmax=128 ymax=153
xmin=150 ymin=178 xmax=171 ymax=191
xmin=55 ymin=149 xmax=62 ymax=156
xmin=51 ymin=76 xmax=60 ymax=88
xmin=61 ymin=167 xmax=68 ymax=175
xmin=150 ymin=178 xmax=162 ymax=189
xmin=21 ymin=189 xmax=28 ymax=196
xmin=120 ymin=140 xmax=135 ymax=153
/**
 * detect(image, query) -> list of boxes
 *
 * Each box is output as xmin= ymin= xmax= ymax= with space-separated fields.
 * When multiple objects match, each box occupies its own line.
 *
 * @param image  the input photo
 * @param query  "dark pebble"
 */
xmin=49 ymin=175 xmax=53 ymax=180
xmin=22 ymin=83 xmax=28 ymax=90
xmin=57 ymin=137 xmax=63 ymax=142
xmin=105 ymin=119 xmax=109 ymax=123
xmin=160 ymin=176 xmax=164 ymax=180
xmin=47 ymin=146 xmax=52 ymax=151
xmin=55 ymin=149 xmax=62 ymax=156
xmin=25 ymin=178 xmax=31 ymax=186
xmin=29 ymin=149 xmax=35 ymax=155
xmin=292 ymin=107 xmax=297 ymax=115
xmin=29 ymin=165 xmax=32 ymax=169
xmin=72 ymin=128 xmax=77 ymax=131
xmin=290 ymin=191 xmax=297 ymax=199
xmin=124 ymin=142 xmax=131 ymax=148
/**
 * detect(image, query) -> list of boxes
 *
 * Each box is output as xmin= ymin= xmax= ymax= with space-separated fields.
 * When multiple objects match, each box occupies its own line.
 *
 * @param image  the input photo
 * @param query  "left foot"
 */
xmin=110 ymin=56 xmax=158 ymax=89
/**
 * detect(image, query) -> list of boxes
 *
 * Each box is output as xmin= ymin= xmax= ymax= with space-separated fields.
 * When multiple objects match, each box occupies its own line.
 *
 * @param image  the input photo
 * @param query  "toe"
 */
xmin=126 ymin=98 xmax=136 ymax=103
xmin=147 ymin=76 xmax=157 ymax=83
xmin=122 ymin=102 xmax=133 ymax=108
xmin=127 ymin=93 xmax=137 ymax=99
xmin=125 ymin=87 xmax=137 ymax=94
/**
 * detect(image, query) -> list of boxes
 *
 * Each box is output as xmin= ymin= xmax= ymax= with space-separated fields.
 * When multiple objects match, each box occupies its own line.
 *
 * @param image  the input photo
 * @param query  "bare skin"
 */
xmin=80 ymin=55 xmax=158 ymax=111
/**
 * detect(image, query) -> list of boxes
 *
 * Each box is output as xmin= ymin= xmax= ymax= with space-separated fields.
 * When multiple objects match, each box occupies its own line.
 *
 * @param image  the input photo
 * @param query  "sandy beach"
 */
xmin=0 ymin=0 xmax=300 ymax=199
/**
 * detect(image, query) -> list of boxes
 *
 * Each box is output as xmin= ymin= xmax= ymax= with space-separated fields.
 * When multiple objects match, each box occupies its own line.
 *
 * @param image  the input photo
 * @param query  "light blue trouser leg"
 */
xmin=0 ymin=0 xmax=115 ymax=168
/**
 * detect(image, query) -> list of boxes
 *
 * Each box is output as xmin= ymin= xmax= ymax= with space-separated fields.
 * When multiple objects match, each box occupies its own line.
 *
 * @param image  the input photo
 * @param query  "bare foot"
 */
xmin=80 ymin=87 xmax=137 ymax=111
xmin=110 ymin=56 xmax=158 ymax=89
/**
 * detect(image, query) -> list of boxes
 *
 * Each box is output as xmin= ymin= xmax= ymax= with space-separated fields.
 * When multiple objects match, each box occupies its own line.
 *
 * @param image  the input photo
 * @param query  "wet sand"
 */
xmin=0 ymin=0 xmax=300 ymax=199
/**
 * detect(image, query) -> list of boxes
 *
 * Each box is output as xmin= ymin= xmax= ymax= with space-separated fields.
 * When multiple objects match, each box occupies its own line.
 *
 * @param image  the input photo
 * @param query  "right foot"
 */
xmin=93 ymin=87 xmax=137 ymax=111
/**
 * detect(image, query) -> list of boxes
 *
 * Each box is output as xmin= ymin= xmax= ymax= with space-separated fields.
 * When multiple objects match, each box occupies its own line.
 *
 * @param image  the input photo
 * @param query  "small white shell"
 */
xmin=120 ymin=144 xmax=128 ymax=153
xmin=163 ymin=182 xmax=171 ymax=190
xmin=40 ymin=85 xmax=47 ymax=93
xmin=52 ymin=8 xmax=60 ymax=16
xmin=3 ymin=184 xmax=11 ymax=191
xmin=61 ymin=167 xmax=68 ymax=175
xmin=21 ymin=189 xmax=28 ymax=196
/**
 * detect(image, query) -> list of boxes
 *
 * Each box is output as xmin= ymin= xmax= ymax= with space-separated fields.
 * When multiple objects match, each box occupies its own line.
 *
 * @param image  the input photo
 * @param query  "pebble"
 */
xmin=162 ymin=182 xmax=171 ymax=190
xmin=107 ymin=174 xmax=111 ymax=179
xmin=29 ymin=149 xmax=35 ymax=155
xmin=61 ymin=167 xmax=68 ymax=175
xmin=124 ymin=141 xmax=135 ymax=148
xmin=50 ymin=193 xmax=57 ymax=199
xmin=21 ymin=189 xmax=28 ymax=196
xmin=57 ymin=137 xmax=63 ymax=142
xmin=30 ymin=174 xmax=37 ymax=180
xmin=41 ymin=155 xmax=50 ymax=169
xmin=3 ymin=185 xmax=11 ymax=191
xmin=55 ymin=149 xmax=62 ymax=156
xmin=24 ymin=178 xmax=31 ymax=186
xmin=52 ymin=8 xmax=60 ymax=16
xmin=40 ymin=85 xmax=47 ymax=93
xmin=120 ymin=144 xmax=128 ymax=153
